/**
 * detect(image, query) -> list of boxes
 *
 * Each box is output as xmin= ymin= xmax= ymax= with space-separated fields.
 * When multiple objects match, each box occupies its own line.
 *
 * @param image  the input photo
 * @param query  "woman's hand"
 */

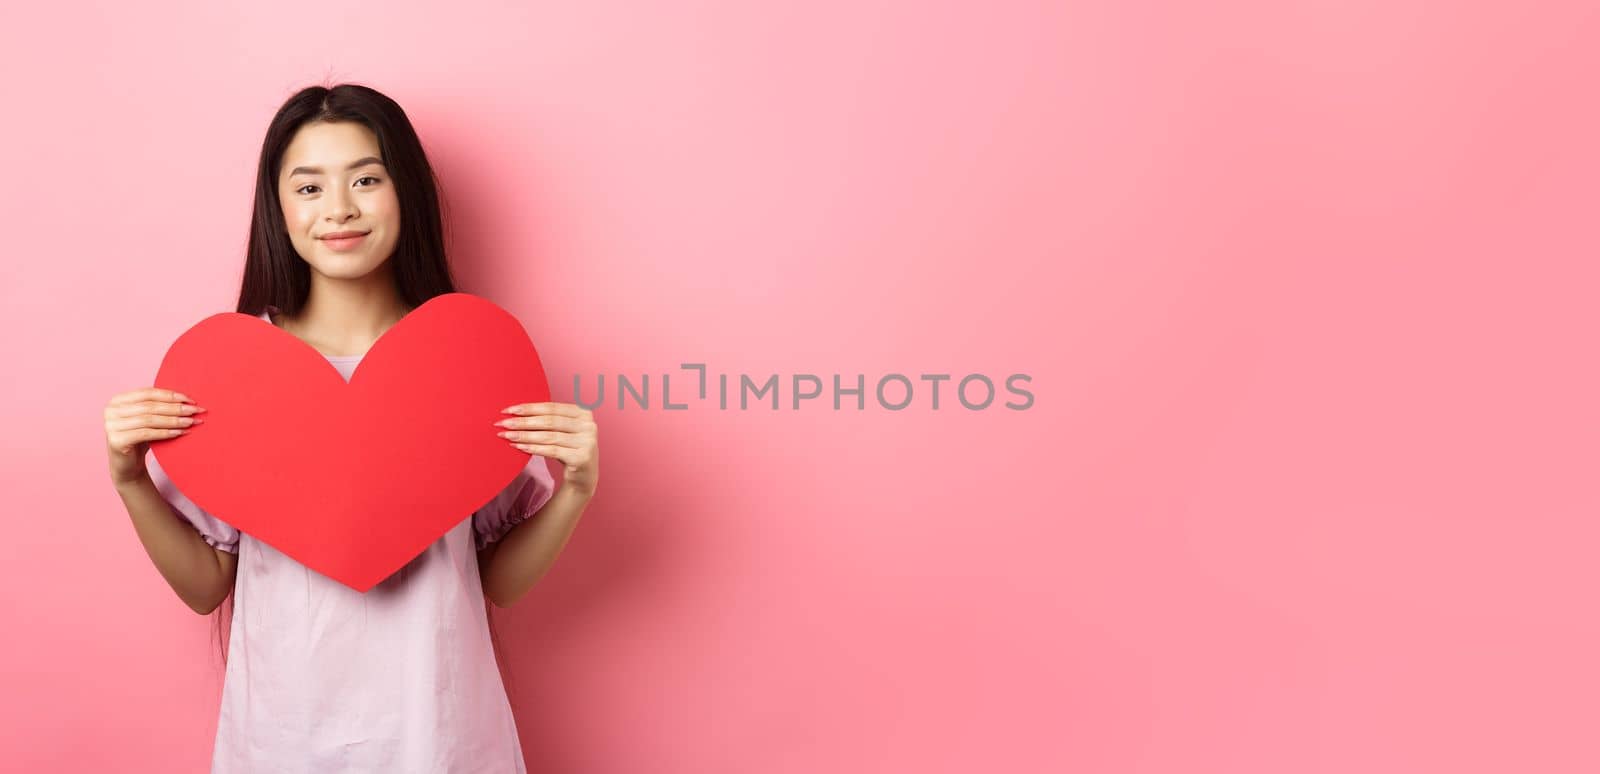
xmin=495 ymin=402 xmax=599 ymax=499
xmin=104 ymin=388 xmax=207 ymax=486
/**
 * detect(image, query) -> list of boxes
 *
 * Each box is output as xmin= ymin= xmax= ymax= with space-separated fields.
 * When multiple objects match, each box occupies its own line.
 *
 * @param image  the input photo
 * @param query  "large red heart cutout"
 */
xmin=149 ymin=292 xmax=550 ymax=592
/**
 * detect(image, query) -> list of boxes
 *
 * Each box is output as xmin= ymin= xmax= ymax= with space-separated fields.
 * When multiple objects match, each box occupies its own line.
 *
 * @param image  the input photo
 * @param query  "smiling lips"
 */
xmin=319 ymin=231 xmax=369 ymax=251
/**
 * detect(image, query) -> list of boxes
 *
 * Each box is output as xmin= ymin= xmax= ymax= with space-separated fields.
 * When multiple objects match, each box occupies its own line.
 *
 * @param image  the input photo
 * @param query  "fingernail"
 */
xmin=192 ymin=418 xmax=205 ymax=425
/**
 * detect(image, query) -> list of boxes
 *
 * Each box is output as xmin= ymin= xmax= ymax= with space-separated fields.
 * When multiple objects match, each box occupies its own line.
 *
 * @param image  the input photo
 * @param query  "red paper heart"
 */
xmin=149 ymin=292 xmax=550 ymax=592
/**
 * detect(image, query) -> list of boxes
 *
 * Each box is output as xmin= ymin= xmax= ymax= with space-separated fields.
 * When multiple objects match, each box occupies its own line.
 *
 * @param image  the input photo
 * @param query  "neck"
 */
xmin=282 ymin=266 xmax=412 ymax=357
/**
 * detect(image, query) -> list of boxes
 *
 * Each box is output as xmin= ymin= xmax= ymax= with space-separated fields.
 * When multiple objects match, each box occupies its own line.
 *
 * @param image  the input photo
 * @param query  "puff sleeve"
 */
xmin=145 ymin=453 xmax=242 ymax=554
xmin=472 ymin=454 xmax=557 ymax=551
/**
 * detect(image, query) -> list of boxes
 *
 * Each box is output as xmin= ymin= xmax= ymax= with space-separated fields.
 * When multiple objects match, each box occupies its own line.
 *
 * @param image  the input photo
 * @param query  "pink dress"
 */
xmin=146 ymin=309 xmax=556 ymax=773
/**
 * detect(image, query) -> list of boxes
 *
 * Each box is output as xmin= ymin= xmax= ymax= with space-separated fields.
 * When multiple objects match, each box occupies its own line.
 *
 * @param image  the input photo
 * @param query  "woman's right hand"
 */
xmin=104 ymin=388 xmax=206 ymax=486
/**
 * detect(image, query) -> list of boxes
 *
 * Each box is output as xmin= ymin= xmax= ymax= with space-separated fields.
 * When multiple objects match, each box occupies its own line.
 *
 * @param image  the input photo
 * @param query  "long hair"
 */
xmin=215 ymin=83 xmax=519 ymax=694
xmin=234 ymin=82 xmax=456 ymax=317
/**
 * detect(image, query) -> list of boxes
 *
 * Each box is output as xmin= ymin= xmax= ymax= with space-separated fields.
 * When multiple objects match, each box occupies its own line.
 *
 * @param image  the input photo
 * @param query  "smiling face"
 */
xmin=277 ymin=121 xmax=401 ymax=281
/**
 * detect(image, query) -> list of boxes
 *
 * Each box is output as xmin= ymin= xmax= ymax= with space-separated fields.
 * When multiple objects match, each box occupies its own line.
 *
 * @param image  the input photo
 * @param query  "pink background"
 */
xmin=3 ymin=1 xmax=1597 ymax=771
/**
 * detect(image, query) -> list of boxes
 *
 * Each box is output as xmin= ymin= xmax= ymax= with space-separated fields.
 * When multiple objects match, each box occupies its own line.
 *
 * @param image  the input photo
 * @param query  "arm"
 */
xmin=478 ymin=483 xmax=591 ymax=608
xmin=117 ymin=473 xmax=238 ymax=614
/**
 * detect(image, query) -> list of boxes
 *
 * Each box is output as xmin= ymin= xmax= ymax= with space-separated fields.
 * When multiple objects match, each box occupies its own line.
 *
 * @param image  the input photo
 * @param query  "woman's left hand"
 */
xmin=495 ymin=402 xmax=599 ymax=499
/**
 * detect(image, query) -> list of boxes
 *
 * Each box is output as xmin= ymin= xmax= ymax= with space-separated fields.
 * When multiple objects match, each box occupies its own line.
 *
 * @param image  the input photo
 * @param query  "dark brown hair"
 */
xmin=234 ymin=82 xmax=457 ymax=317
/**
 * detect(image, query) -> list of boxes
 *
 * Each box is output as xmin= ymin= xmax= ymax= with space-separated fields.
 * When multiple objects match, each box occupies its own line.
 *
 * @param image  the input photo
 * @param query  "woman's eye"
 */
xmin=294 ymin=178 xmax=376 ymax=195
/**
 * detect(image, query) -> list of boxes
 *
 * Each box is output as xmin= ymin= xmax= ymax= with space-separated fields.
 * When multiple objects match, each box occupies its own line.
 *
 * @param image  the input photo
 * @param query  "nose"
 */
xmin=324 ymin=187 xmax=360 ymax=223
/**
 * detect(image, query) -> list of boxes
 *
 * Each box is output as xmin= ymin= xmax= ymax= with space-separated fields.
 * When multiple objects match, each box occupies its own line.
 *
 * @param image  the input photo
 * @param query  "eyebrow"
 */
xmin=286 ymin=156 xmax=386 ymax=178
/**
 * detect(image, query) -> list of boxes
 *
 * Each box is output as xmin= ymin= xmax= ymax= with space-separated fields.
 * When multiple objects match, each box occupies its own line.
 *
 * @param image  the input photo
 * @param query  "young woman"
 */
xmin=101 ymin=83 xmax=599 ymax=772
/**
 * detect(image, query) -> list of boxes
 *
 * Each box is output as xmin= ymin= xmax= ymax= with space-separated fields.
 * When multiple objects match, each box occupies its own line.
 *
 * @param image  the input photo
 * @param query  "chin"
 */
xmin=306 ymin=260 xmax=385 ymax=280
